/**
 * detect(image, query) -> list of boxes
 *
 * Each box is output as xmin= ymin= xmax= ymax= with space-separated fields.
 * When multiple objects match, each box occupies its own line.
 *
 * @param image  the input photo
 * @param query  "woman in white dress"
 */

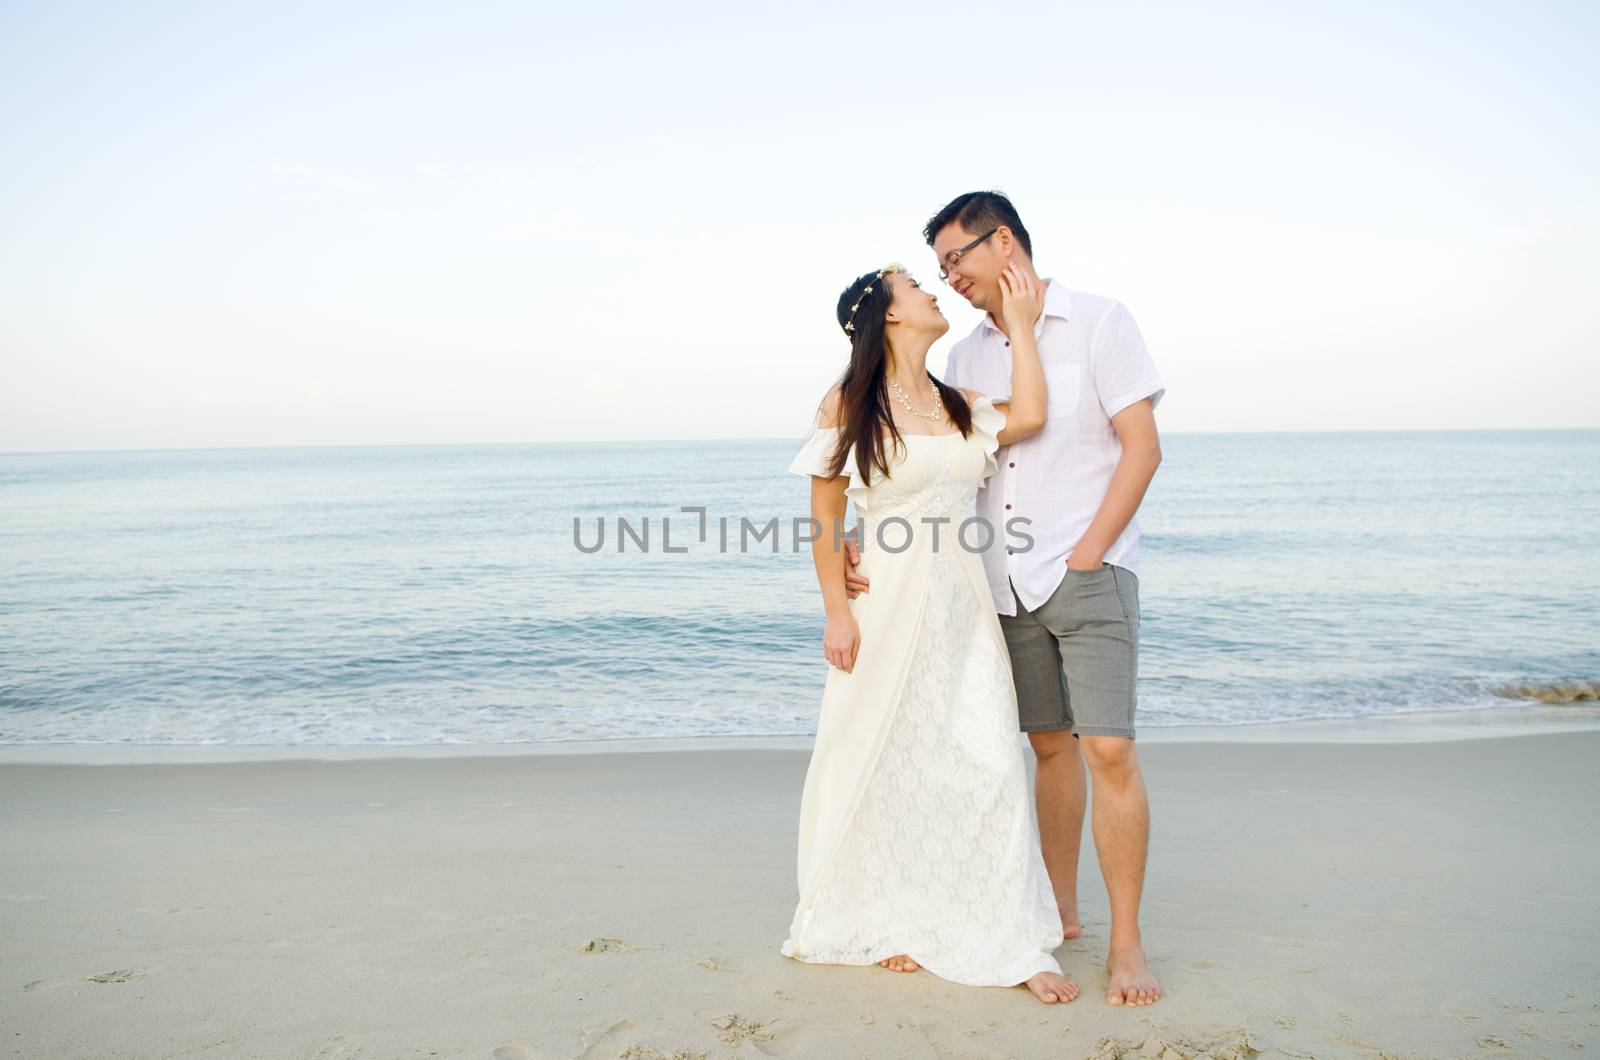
xmin=781 ymin=260 xmax=1078 ymax=1005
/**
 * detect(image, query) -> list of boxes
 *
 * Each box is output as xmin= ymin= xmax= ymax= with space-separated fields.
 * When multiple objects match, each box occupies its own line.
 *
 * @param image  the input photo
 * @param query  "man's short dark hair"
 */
xmin=923 ymin=190 xmax=1033 ymax=259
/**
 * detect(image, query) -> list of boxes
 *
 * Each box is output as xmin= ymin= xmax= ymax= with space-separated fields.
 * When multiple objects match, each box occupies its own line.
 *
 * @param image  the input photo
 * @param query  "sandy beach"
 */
xmin=4 ymin=714 xmax=1599 ymax=1059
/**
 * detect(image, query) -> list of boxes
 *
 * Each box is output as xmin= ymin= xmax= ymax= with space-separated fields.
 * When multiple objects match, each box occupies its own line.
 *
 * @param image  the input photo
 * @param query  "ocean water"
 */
xmin=2 ymin=431 xmax=1597 ymax=747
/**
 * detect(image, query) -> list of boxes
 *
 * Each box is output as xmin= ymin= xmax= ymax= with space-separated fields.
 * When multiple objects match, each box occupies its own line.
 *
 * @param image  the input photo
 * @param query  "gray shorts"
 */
xmin=997 ymin=564 xmax=1140 ymax=739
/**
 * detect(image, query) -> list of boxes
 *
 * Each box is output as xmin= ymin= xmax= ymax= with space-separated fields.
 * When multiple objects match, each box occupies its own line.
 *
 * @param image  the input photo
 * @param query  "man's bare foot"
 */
xmin=878 ymin=954 xmax=919 ymax=972
xmin=1059 ymin=906 xmax=1083 ymax=941
xmin=1104 ymin=943 xmax=1161 ymax=1006
xmin=1023 ymin=970 xmax=1078 ymax=1004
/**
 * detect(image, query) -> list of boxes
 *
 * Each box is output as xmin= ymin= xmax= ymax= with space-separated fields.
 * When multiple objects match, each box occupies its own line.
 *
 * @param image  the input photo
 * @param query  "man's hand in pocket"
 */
xmin=844 ymin=533 xmax=871 ymax=597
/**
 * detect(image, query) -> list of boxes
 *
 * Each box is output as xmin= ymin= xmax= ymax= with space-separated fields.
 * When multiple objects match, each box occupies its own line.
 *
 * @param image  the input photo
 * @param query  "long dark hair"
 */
xmin=824 ymin=266 xmax=973 ymax=486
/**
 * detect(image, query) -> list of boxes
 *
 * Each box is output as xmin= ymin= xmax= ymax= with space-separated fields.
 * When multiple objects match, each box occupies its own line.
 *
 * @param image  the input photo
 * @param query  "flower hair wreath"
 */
xmin=842 ymin=262 xmax=905 ymax=335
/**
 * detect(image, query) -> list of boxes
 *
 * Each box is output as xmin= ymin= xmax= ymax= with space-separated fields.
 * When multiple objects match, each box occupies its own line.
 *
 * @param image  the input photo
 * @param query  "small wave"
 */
xmin=1492 ymin=680 xmax=1600 ymax=705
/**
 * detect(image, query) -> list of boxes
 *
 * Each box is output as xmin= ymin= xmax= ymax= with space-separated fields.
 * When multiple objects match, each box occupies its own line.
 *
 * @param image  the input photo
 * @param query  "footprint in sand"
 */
xmin=86 ymin=969 xmax=144 ymax=983
xmin=577 ymin=937 xmax=640 ymax=953
xmin=491 ymin=1045 xmax=545 ymax=1059
xmin=23 ymin=977 xmax=74 ymax=992
xmin=709 ymin=1015 xmax=775 ymax=1047
xmin=1088 ymin=1029 xmax=1262 ymax=1060
xmin=695 ymin=957 xmax=728 ymax=971
xmin=578 ymin=1018 xmax=701 ymax=1060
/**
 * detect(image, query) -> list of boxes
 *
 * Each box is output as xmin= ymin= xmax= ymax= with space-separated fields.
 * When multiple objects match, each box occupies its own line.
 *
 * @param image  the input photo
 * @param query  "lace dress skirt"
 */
xmin=781 ymin=542 xmax=1064 ymax=985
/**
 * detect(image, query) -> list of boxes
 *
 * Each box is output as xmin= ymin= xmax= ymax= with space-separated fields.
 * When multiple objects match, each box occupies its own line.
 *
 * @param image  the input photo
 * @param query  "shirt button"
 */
xmin=1004 ymin=340 xmax=1010 ymax=347
xmin=1006 ymin=548 xmax=1014 ymax=555
xmin=1004 ymin=503 xmax=1011 ymax=510
xmin=1008 ymin=461 xmax=1015 ymax=468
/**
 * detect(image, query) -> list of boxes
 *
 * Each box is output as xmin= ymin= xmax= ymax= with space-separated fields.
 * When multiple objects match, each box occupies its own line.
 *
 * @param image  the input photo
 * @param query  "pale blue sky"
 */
xmin=2 ymin=0 xmax=1596 ymax=451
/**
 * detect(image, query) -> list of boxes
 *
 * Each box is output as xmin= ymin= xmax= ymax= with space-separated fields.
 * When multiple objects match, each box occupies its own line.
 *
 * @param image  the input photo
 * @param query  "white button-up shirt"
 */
xmin=945 ymin=278 xmax=1165 ymax=616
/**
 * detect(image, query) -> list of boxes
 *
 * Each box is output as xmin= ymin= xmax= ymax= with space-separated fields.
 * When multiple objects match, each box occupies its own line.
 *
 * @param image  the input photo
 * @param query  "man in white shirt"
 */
xmin=847 ymin=191 xmax=1165 ymax=1006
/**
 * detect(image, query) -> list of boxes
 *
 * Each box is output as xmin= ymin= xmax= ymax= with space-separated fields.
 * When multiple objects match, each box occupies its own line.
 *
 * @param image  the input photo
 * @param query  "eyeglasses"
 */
xmin=937 ymin=227 xmax=998 ymax=282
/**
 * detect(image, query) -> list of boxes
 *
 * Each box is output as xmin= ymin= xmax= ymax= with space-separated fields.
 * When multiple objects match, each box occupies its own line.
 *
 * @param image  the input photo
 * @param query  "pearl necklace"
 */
xmin=888 ymin=377 xmax=944 ymax=420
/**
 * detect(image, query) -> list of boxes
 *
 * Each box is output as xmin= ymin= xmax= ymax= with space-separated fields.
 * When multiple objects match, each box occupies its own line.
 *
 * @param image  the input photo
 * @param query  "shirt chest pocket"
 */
xmin=1044 ymin=361 xmax=1084 ymax=414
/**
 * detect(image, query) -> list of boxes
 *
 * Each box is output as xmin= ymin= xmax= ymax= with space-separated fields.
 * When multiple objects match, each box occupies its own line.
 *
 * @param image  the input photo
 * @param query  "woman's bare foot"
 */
xmin=1104 ymin=943 xmax=1161 ymax=1005
xmin=1060 ymin=908 xmax=1083 ymax=942
xmin=878 ymin=954 xmax=919 ymax=972
xmin=1023 ymin=970 xmax=1078 ymax=1004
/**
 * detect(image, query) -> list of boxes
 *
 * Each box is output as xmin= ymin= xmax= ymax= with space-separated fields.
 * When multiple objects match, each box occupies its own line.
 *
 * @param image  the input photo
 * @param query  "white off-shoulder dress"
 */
xmin=780 ymin=394 xmax=1064 ymax=987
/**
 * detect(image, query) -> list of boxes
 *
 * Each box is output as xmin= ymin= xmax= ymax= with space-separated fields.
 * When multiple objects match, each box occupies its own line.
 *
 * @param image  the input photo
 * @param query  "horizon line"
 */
xmin=2 ymin=424 xmax=1598 ymax=458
